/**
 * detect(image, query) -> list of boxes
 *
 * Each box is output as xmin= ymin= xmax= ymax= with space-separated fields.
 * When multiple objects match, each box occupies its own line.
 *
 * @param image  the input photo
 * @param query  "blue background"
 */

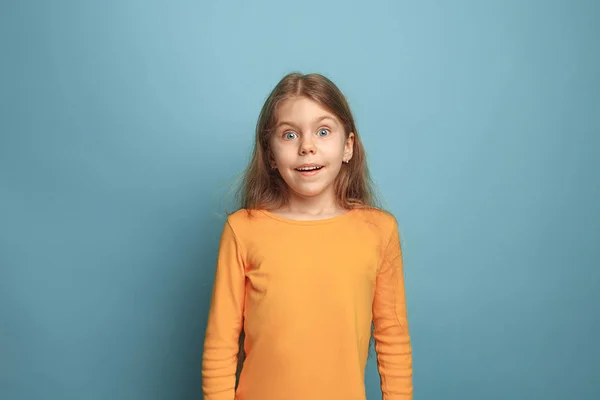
xmin=1 ymin=1 xmax=598 ymax=399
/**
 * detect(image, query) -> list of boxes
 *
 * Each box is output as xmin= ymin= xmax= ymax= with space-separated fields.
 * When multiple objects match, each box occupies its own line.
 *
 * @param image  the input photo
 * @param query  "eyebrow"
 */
xmin=275 ymin=115 xmax=337 ymax=130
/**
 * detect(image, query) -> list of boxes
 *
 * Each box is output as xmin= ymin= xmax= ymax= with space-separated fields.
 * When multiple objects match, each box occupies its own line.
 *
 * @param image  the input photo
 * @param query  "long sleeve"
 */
xmin=372 ymin=220 xmax=413 ymax=399
xmin=202 ymin=219 xmax=246 ymax=400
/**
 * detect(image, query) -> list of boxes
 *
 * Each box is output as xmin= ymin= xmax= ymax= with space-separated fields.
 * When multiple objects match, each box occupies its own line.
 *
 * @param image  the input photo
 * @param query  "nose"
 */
xmin=299 ymin=135 xmax=316 ymax=155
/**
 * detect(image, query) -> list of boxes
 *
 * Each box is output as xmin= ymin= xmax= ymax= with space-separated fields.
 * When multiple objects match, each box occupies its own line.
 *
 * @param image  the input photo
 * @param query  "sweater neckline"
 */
xmin=259 ymin=209 xmax=356 ymax=225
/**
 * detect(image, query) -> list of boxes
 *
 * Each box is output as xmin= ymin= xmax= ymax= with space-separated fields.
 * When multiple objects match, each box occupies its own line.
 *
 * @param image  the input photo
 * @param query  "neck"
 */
xmin=279 ymin=189 xmax=343 ymax=218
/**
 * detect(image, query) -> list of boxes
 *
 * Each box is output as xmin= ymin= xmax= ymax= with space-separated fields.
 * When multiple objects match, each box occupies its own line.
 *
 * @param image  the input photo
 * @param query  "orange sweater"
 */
xmin=202 ymin=208 xmax=413 ymax=400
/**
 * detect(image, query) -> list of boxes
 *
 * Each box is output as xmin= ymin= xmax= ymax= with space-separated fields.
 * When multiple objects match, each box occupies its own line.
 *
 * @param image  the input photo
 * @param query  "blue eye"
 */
xmin=317 ymin=129 xmax=330 ymax=136
xmin=284 ymin=131 xmax=297 ymax=140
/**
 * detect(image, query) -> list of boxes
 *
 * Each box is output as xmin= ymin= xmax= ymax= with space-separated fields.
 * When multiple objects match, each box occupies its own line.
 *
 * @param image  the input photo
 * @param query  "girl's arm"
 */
xmin=202 ymin=219 xmax=246 ymax=400
xmin=372 ymin=219 xmax=413 ymax=399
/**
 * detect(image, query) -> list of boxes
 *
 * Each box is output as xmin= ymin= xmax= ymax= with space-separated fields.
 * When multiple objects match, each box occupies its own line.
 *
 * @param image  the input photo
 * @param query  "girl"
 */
xmin=202 ymin=73 xmax=413 ymax=399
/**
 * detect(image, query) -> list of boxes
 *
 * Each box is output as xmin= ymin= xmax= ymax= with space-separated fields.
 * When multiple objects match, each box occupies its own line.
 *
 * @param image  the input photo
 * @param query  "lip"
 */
xmin=295 ymin=163 xmax=324 ymax=177
xmin=295 ymin=163 xmax=323 ymax=169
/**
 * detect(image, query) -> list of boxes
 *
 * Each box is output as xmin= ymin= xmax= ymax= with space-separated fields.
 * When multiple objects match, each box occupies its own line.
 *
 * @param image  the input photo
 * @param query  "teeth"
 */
xmin=297 ymin=166 xmax=321 ymax=171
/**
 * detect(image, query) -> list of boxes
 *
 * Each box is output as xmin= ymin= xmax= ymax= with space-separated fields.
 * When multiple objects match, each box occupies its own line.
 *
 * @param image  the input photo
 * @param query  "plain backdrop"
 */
xmin=1 ymin=1 xmax=598 ymax=399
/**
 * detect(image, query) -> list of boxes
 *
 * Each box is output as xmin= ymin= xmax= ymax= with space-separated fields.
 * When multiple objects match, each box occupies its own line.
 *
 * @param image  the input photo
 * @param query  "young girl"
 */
xmin=202 ymin=73 xmax=413 ymax=399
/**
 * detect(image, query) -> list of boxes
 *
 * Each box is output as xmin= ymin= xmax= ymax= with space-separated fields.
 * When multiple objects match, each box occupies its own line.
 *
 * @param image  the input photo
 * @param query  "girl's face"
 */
xmin=269 ymin=96 xmax=354 ymax=203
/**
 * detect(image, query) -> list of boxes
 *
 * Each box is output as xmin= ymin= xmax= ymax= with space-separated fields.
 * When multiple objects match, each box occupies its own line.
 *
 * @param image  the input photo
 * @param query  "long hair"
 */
xmin=234 ymin=72 xmax=381 ymax=211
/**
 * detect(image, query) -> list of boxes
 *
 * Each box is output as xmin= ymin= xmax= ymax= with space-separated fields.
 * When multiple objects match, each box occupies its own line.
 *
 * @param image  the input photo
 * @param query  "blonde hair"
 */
xmin=234 ymin=72 xmax=381 ymax=211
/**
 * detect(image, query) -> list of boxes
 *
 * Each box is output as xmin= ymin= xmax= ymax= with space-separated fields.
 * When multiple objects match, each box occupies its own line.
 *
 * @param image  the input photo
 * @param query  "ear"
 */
xmin=343 ymin=132 xmax=355 ymax=162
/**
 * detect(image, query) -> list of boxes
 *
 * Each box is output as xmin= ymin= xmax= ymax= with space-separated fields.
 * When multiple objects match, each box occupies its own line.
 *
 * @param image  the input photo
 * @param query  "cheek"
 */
xmin=324 ymin=140 xmax=347 ymax=159
xmin=271 ymin=145 xmax=295 ymax=166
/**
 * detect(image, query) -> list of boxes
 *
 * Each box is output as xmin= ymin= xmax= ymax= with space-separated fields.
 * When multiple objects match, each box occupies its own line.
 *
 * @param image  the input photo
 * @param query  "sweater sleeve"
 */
xmin=372 ymin=219 xmax=413 ymax=399
xmin=202 ymin=219 xmax=246 ymax=400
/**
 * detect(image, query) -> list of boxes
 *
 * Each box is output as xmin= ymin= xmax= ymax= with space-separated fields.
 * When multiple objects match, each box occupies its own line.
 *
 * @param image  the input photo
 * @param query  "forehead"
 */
xmin=275 ymin=96 xmax=340 ymax=126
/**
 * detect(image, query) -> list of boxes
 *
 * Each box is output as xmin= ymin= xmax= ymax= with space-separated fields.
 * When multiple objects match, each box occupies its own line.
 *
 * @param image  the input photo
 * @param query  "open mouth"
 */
xmin=295 ymin=166 xmax=323 ymax=172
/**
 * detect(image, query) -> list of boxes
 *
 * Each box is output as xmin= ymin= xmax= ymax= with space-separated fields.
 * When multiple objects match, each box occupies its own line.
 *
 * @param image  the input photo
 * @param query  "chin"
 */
xmin=289 ymin=184 xmax=333 ymax=199
xmin=279 ymin=171 xmax=337 ymax=199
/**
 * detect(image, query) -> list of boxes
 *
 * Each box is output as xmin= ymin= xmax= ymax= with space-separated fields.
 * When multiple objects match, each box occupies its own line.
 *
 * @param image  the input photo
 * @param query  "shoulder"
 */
xmin=344 ymin=207 xmax=400 ymax=247
xmin=225 ymin=208 xmax=251 ymax=225
xmin=344 ymin=208 xmax=402 ymax=258
xmin=217 ymin=209 xmax=261 ymax=251
xmin=224 ymin=208 xmax=271 ymax=235
xmin=351 ymin=207 xmax=398 ymax=232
